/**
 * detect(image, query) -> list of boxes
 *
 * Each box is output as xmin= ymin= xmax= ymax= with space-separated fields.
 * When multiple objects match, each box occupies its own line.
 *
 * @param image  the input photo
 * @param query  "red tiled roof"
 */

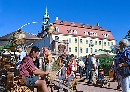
xmin=92 ymin=26 xmax=100 ymax=30
xmin=53 ymin=20 xmax=61 ymax=24
xmin=53 ymin=20 xmax=115 ymax=40
xmin=71 ymin=23 xmax=82 ymax=27
xmin=63 ymin=21 xmax=72 ymax=26
xmin=85 ymin=24 xmax=92 ymax=29
xmin=99 ymin=28 xmax=106 ymax=31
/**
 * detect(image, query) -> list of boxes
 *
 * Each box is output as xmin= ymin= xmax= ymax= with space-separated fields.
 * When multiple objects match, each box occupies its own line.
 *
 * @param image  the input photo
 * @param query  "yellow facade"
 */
xmin=52 ymin=34 xmax=116 ymax=58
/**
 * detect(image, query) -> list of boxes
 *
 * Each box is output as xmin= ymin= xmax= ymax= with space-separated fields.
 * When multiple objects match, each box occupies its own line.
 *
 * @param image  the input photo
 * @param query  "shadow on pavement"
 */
xmin=77 ymin=78 xmax=86 ymax=82
xmin=82 ymin=81 xmax=118 ymax=90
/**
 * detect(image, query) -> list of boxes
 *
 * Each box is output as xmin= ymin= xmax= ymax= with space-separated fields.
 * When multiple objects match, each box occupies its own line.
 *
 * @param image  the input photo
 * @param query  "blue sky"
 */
xmin=0 ymin=0 xmax=130 ymax=43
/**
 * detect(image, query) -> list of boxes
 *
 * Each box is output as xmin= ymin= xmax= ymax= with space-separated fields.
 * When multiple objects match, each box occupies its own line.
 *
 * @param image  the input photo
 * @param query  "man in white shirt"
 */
xmin=78 ymin=60 xmax=85 ymax=78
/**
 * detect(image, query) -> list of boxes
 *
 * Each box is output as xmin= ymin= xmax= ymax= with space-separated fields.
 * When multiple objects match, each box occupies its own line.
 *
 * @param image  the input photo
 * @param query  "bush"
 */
xmin=99 ymin=57 xmax=114 ymax=76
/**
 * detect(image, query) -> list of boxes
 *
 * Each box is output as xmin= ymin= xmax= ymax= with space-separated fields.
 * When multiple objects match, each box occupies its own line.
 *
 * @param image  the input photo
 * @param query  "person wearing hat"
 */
xmin=117 ymin=38 xmax=130 ymax=92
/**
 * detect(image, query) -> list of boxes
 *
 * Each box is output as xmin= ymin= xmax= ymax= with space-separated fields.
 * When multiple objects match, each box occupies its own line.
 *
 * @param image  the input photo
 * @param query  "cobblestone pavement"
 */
xmin=76 ymin=76 xmax=122 ymax=92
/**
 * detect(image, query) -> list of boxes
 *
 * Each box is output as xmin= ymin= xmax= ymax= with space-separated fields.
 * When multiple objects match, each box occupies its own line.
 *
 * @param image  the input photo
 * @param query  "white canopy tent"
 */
xmin=94 ymin=51 xmax=116 ymax=58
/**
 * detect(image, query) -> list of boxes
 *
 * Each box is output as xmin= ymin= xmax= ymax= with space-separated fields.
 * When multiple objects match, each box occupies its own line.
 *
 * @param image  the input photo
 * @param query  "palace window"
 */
xmin=55 ymin=36 xmax=59 ymax=41
xmin=69 ymin=47 xmax=71 ymax=52
xmin=90 ymin=40 xmax=93 ymax=44
xmin=91 ymin=48 xmax=93 ymax=53
xmin=99 ymin=41 xmax=101 ymax=45
xmin=104 ymin=42 xmax=106 ymax=46
xmin=95 ymin=41 xmax=97 ymax=45
xmin=80 ymin=47 xmax=83 ymax=53
xmin=75 ymin=38 xmax=77 ymax=43
xmin=108 ymin=42 xmax=110 ymax=46
xmin=86 ymin=48 xmax=88 ymax=53
xmin=80 ymin=39 xmax=82 ymax=43
xmin=111 ymin=42 xmax=113 ymax=45
xmin=86 ymin=40 xmax=88 ymax=44
xmin=75 ymin=47 xmax=77 ymax=52
xmin=69 ymin=38 xmax=71 ymax=43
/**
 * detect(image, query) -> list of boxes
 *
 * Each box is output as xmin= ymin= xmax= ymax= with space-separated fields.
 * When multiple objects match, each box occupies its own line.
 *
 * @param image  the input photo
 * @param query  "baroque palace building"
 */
xmin=34 ymin=8 xmax=116 ymax=58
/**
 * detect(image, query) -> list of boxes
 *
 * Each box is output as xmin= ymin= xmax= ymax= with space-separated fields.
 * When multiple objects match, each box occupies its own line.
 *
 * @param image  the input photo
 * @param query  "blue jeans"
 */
xmin=26 ymin=76 xmax=39 ymax=86
xmin=79 ymin=66 xmax=83 ymax=78
xmin=58 ymin=75 xmax=66 ymax=89
xmin=121 ymin=76 xmax=130 ymax=92
xmin=59 ymin=75 xmax=66 ymax=80
xmin=66 ymin=75 xmax=74 ymax=86
xmin=89 ymin=70 xmax=96 ymax=83
xmin=86 ymin=68 xmax=89 ymax=79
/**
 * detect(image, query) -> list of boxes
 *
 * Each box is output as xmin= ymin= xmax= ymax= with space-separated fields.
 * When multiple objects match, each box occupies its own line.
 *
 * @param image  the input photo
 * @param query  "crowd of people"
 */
xmin=3 ymin=38 xmax=130 ymax=92
xmin=15 ymin=45 xmax=79 ymax=91
xmin=15 ymin=45 xmax=108 ymax=92
xmin=56 ymin=38 xmax=130 ymax=92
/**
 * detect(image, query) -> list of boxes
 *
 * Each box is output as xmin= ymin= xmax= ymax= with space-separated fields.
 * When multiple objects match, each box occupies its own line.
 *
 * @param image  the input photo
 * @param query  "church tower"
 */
xmin=42 ymin=6 xmax=50 ymax=31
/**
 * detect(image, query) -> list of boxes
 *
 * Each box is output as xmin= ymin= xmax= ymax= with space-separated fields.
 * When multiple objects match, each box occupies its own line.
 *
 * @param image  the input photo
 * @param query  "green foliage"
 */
xmin=0 ymin=42 xmax=15 ymax=53
xmin=99 ymin=57 xmax=114 ymax=76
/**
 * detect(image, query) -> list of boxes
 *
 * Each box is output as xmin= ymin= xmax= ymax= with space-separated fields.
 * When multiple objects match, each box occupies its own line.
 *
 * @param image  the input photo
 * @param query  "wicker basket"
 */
xmin=1 ymin=55 xmax=11 ymax=62
xmin=4 ymin=64 xmax=11 ymax=69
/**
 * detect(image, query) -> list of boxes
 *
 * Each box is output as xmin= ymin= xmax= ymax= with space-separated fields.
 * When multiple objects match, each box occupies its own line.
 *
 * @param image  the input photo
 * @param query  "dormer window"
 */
xmin=90 ymin=32 xmax=93 ymax=36
xmin=95 ymin=33 xmax=97 ymax=36
xmin=86 ymin=32 xmax=88 ymax=35
xmin=70 ymin=30 xmax=73 ymax=34
xmin=68 ymin=29 xmax=72 ymax=34
xmin=56 ymin=27 xmax=59 ymax=32
xmin=74 ymin=30 xmax=77 ymax=34
xmin=84 ymin=31 xmax=86 ymax=35
xmin=60 ymin=21 xmax=63 ymax=24
xmin=102 ymin=34 xmax=109 ymax=38
xmin=82 ymin=24 xmax=85 ymax=27
xmin=84 ymin=31 xmax=87 ymax=35
xmin=106 ymin=34 xmax=109 ymax=38
xmin=93 ymin=32 xmax=97 ymax=36
xmin=84 ymin=31 xmax=89 ymax=35
xmin=102 ymin=34 xmax=106 ymax=38
xmin=106 ymin=34 xmax=108 ymax=38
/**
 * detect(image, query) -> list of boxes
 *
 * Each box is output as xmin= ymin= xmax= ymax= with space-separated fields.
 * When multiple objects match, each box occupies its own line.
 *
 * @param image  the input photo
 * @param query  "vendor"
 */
xmin=19 ymin=46 xmax=49 ymax=92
